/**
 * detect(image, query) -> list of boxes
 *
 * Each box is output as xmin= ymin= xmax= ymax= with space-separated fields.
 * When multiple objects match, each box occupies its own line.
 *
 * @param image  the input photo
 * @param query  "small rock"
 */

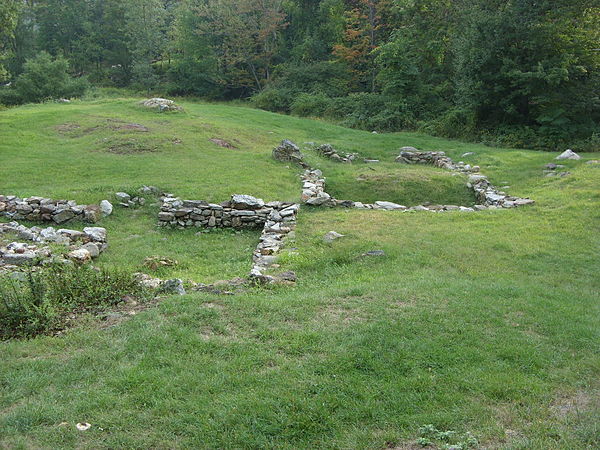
xmin=100 ymin=200 xmax=113 ymax=216
xmin=323 ymin=231 xmax=345 ymax=243
xmin=76 ymin=423 xmax=91 ymax=431
xmin=115 ymin=192 xmax=131 ymax=203
xmin=461 ymin=152 xmax=475 ymax=157
xmin=81 ymin=243 xmax=100 ymax=258
xmin=362 ymin=250 xmax=385 ymax=257
xmin=374 ymin=201 xmax=406 ymax=210
xmin=67 ymin=248 xmax=91 ymax=263
xmin=162 ymin=278 xmax=186 ymax=295
xmin=586 ymin=160 xmax=600 ymax=165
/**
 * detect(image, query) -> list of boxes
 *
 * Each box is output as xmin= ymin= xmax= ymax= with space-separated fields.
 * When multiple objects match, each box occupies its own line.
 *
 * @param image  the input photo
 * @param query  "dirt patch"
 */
xmin=55 ymin=123 xmax=82 ymax=134
xmin=210 ymin=138 xmax=237 ymax=149
xmin=552 ymin=390 xmax=595 ymax=418
xmin=103 ymin=118 xmax=150 ymax=132
xmin=56 ymin=118 xmax=149 ymax=137
xmin=101 ymin=137 xmax=159 ymax=154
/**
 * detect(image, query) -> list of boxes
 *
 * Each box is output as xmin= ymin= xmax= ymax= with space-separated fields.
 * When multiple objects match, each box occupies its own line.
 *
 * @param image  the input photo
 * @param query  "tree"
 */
xmin=9 ymin=51 xmax=88 ymax=103
xmin=194 ymin=0 xmax=287 ymax=93
xmin=0 ymin=0 xmax=19 ymax=81
xmin=125 ymin=0 xmax=167 ymax=91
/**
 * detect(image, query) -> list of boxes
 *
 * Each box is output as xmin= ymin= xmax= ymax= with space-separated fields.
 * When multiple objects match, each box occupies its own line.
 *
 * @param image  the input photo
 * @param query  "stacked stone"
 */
xmin=140 ymin=98 xmax=182 ymax=112
xmin=159 ymin=194 xmax=278 ymax=229
xmin=0 ymin=195 xmax=101 ymax=224
xmin=250 ymin=203 xmax=299 ymax=284
xmin=0 ymin=222 xmax=108 ymax=273
xmin=315 ymin=144 xmax=358 ymax=163
xmin=467 ymin=175 xmax=534 ymax=209
xmin=301 ymin=169 xmax=336 ymax=206
xmin=272 ymin=140 xmax=309 ymax=168
xmin=395 ymin=148 xmax=480 ymax=173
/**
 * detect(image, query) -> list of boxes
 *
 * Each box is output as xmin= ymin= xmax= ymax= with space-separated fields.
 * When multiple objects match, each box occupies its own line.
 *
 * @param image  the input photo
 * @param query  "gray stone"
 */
xmin=556 ymin=149 xmax=581 ymax=160
xmin=162 ymin=278 xmax=186 ymax=295
xmin=272 ymin=140 xmax=305 ymax=166
xmin=81 ymin=243 xmax=100 ymax=258
xmin=2 ymin=252 xmax=37 ymax=265
xmin=323 ymin=231 xmax=345 ymax=243
xmin=83 ymin=227 xmax=107 ymax=242
xmin=374 ymin=201 xmax=406 ymax=210
xmin=53 ymin=208 xmax=75 ymax=224
xmin=231 ymin=194 xmax=264 ymax=210
xmin=115 ymin=192 xmax=131 ymax=202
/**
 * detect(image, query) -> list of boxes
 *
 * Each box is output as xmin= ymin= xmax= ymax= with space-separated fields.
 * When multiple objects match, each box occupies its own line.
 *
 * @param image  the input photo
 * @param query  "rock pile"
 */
xmin=140 ymin=98 xmax=182 ymax=112
xmin=250 ymin=202 xmax=299 ymax=284
xmin=314 ymin=144 xmax=358 ymax=163
xmin=0 ymin=222 xmax=108 ymax=273
xmin=272 ymin=140 xmax=308 ymax=168
xmin=395 ymin=150 xmax=480 ymax=173
xmin=0 ymin=195 xmax=107 ymax=224
xmin=158 ymin=194 xmax=274 ymax=229
xmin=468 ymin=175 xmax=534 ymax=208
xmin=301 ymin=169 xmax=335 ymax=206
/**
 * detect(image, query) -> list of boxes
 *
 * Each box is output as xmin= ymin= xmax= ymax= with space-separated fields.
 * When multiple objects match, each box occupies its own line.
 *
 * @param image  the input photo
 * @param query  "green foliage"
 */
xmin=0 ymin=264 xmax=148 ymax=340
xmin=291 ymin=92 xmax=332 ymax=117
xmin=251 ymin=87 xmax=294 ymax=112
xmin=0 ymin=52 xmax=88 ymax=105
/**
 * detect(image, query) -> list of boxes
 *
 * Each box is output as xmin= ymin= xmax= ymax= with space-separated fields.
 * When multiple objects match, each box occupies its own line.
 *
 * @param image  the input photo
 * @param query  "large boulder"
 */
xmin=272 ymin=140 xmax=306 ymax=166
xmin=231 ymin=194 xmax=265 ymax=210
xmin=140 ymin=98 xmax=182 ymax=112
xmin=556 ymin=149 xmax=581 ymax=160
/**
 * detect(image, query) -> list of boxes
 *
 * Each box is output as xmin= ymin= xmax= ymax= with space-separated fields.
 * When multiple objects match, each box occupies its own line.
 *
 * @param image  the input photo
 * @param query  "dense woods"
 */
xmin=1 ymin=0 xmax=599 ymax=150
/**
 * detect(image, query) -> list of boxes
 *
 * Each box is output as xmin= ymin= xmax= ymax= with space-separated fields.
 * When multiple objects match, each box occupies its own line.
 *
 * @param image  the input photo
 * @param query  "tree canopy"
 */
xmin=1 ymin=0 xmax=599 ymax=150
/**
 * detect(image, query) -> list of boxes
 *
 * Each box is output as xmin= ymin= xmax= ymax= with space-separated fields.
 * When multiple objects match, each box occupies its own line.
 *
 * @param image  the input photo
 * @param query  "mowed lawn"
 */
xmin=1 ymin=96 xmax=599 ymax=448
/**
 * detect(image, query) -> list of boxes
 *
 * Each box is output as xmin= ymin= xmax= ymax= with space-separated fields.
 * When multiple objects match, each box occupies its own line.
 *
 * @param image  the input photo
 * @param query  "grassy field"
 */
xmin=1 ymin=95 xmax=599 ymax=448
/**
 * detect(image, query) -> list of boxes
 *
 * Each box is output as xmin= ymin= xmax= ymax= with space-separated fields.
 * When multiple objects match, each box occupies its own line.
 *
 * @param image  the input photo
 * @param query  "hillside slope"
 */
xmin=1 ymin=97 xmax=599 ymax=449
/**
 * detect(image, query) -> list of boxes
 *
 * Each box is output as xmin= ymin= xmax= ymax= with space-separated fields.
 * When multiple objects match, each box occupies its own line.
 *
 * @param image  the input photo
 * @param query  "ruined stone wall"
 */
xmin=158 ymin=194 xmax=295 ymax=229
xmin=0 ymin=195 xmax=101 ymax=224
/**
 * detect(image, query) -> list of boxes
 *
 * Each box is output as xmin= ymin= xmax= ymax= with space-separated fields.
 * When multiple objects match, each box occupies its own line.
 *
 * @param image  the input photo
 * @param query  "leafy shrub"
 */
xmin=0 ymin=52 xmax=88 ymax=105
xmin=290 ymin=92 xmax=331 ymax=117
xmin=0 ymin=264 xmax=148 ymax=339
xmin=0 ymin=272 xmax=57 ymax=339
xmin=252 ymin=87 xmax=294 ymax=113
xmin=271 ymin=61 xmax=351 ymax=98
xmin=325 ymin=93 xmax=413 ymax=131
xmin=166 ymin=58 xmax=224 ymax=99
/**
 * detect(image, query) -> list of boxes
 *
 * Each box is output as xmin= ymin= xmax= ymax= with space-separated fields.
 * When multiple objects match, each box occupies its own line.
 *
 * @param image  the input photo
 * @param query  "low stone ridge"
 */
xmin=272 ymin=140 xmax=309 ymax=168
xmin=140 ymin=98 xmax=182 ymax=112
xmin=395 ymin=150 xmax=480 ymax=173
xmin=0 ymin=194 xmax=107 ymax=224
xmin=158 ymin=194 xmax=275 ymax=229
xmin=298 ymin=148 xmax=533 ymax=211
xmin=250 ymin=202 xmax=299 ymax=284
xmin=0 ymin=222 xmax=108 ymax=274
xmin=314 ymin=144 xmax=358 ymax=163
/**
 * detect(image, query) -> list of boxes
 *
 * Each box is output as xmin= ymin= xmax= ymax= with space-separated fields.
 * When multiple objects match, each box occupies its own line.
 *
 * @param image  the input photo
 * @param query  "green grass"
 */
xmin=0 ymin=95 xmax=599 ymax=448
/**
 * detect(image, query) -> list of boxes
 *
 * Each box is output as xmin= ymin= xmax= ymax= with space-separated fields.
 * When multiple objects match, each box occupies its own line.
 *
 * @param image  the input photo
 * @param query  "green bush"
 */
xmin=290 ymin=92 xmax=331 ymax=117
xmin=0 ymin=272 xmax=57 ymax=340
xmin=252 ymin=87 xmax=294 ymax=113
xmin=0 ymin=52 xmax=88 ymax=105
xmin=325 ymin=93 xmax=413 ymax=131
xmin=0 ymin=264 xmax=148 ymax=340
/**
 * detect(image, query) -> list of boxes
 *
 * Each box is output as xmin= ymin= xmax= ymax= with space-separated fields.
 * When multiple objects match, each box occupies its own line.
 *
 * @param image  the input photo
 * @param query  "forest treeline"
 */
xmin=1 ymin=0 xmax=599 ymax=150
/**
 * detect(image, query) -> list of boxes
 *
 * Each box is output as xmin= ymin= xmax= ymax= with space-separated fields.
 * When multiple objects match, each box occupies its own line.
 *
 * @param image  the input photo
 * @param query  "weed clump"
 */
xmin=0 ymin=264 xmax=149 ymax=339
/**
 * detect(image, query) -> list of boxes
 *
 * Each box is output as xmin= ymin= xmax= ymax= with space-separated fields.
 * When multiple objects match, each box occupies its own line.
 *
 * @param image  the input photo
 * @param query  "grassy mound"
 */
xmin=0 ymin=96 xmax=598 ymax=448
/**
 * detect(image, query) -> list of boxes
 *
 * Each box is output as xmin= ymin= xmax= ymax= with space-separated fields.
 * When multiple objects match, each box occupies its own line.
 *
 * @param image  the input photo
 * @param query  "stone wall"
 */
xmin=0 ymin=195 xmax=102 ymax=224
xmin=0 ymin=222 xmax=108 ymax=273
xmin=158 ymin=194 xmax=282 ymax=229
